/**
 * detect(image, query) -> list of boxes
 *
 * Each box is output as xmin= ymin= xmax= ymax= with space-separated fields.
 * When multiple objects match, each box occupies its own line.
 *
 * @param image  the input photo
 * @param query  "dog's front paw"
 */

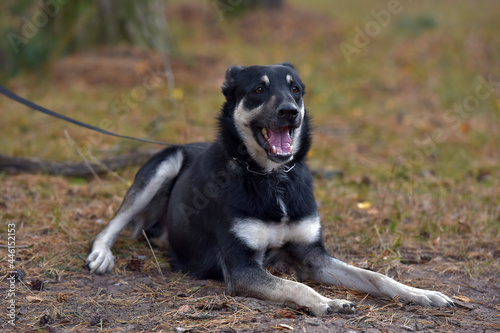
xmin=86 ymin=247 xmax=116 ymax=274
xmin=309 ymin=298 xmax=356 ymax=316
xmin=414 ymin=289 xmax=455 ymax=307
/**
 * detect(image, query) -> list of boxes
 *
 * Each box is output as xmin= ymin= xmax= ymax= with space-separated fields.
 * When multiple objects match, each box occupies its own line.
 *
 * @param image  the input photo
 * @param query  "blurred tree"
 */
xmin=0 ymin=0 xmax=173 ymax=87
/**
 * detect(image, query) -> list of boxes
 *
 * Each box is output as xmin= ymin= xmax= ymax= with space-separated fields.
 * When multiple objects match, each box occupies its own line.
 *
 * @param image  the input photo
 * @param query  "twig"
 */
xmin=0 ymin=244 xmax=33 ymax=249
xmin=0 ymin=150 xmax=158 ymax=177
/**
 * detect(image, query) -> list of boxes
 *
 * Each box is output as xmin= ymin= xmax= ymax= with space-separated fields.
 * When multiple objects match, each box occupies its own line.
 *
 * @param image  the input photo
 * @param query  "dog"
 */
xmin=86 ymin=63 xmax=454 ymax=316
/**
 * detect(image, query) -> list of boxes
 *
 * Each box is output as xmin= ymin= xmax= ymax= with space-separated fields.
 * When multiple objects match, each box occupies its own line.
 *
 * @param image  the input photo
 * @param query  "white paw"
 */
xmin=86 ymin=247 xmax=116 ymax=274
xmin=329 ymin=298 xmax=357 ymax=314
xmin=401 ymin=287 xmax=454 ymax=307
xmin=309 ymin=298 xmax=356 ymax=316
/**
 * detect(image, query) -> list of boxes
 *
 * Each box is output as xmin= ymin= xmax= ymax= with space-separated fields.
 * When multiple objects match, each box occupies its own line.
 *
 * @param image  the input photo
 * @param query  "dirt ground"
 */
xmin=1 ymin=173 xmax=499 ymax=333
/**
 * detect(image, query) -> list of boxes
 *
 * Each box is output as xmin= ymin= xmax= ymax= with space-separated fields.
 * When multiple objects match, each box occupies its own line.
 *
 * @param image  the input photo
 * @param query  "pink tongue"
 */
xmin=267 ymin=127 xmax=292 ymax=155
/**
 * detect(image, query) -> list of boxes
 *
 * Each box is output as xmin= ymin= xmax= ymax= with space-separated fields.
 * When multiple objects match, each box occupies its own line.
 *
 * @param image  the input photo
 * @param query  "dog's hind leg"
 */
xmin=86 ymin=149 xmax=184 ymax=274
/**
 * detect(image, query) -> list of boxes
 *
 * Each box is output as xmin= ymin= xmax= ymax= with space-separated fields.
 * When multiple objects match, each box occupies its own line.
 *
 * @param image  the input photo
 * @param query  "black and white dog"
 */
xmin=87 ymin=63 xmax=454 ymax=315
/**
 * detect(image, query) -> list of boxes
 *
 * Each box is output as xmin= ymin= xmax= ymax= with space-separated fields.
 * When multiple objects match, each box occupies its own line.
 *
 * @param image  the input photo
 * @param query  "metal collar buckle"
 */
xmin=232 ymin=157 xmax=295 ymax=176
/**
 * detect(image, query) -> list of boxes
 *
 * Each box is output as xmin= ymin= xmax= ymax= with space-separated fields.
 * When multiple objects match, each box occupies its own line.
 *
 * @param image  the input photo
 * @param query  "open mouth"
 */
xmin=257 ymin=125 xmax=295 ymax=160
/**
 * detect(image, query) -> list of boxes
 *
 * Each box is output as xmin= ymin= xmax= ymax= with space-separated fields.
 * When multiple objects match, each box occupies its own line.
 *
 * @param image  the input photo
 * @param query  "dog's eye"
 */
xmin=254 ymin=87 xmax=264 ymax=94
xmin=291 ymin=86 xmax=300 ymax=93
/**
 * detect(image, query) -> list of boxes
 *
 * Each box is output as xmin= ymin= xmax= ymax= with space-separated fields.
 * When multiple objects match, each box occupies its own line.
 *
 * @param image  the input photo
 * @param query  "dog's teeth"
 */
xmin=262 ymin=128 xmax=269 ymax=139
xmin=290 ymin=144 xmax=293 ymax=152
xmin=271 ymin=145 xmax=277 ymax=154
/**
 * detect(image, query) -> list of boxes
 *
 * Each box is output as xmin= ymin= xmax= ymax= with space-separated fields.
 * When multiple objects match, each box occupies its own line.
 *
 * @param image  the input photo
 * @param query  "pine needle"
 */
xmin=142 ymin=229 xmax=164 ymax=279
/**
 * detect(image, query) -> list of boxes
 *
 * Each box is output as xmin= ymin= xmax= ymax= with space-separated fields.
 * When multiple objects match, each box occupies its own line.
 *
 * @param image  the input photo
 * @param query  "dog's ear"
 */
xmin=222 ymin=65 xmax=244 ymax=99
xmin=223 ymin=66 xmax=244 ymax=88
xmin=280 ymin=62 xmax=295 ymax=69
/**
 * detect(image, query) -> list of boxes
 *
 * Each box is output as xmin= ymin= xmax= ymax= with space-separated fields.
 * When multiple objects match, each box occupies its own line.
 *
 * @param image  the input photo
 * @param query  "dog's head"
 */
xmin=220 ymin=63 xmax=311 ymax=172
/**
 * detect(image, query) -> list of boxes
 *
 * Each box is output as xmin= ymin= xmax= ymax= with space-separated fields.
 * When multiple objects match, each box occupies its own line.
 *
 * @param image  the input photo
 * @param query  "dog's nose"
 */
xmin=277 ymin=103 xmax=299 ymax=120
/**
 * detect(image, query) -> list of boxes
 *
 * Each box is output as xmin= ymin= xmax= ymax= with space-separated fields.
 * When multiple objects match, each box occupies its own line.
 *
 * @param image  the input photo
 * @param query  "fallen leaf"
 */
xmin=357 ymin=201 xmax=372 ymax=209
xmin=457 ymin=222 xmax=472 ymax=234
xmin=460 ymin=122 xmax=470 ymax=134
xmin=134 ymin=61 xmax=148 ymax=75
xmin=29 ymin=279 xmax=44 ymax=291
xmin=114 ymin=279 xmax=129 ymax=286
xmin=173 ymin=87 xmax=184 ymax=100
xmin=453 ymin=295 xmax=472 ymax=303
xmin=188 ymin=286 xmax=202 ymax=293
xmin=125 ymin=255 xmax=147 ymax=272
xmin=39 ymin=314 xmax=52 ymax=326
xmin=275 ymin=309 xmax=297 ymax=319
xmin=359 ymin=175 xmax=372 ymax=186
xmin=26 ymin=295 xmax=43 ymax=303
xmin=56 ymin=293 xmax=69 ymax=303
xmin=175 ymin=328 xmax=194 ymax=333
xmin=177 ymin=305 xmax=190 ymax=315
xmin=273 ymin=324 xmax=294 ymax=330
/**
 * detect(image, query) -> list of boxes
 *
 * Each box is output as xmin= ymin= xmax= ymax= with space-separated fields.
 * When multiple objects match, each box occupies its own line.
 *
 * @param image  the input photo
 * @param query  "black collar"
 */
xmin=232 ymin=157 xmax=295 ymax=176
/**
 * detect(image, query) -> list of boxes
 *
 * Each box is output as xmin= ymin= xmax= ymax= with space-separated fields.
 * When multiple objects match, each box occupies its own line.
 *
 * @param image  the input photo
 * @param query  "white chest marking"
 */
xmin=231 ymin=216 xmax=321 ymax=251
xmin=277 ymin=197 xmax=288 ymax=219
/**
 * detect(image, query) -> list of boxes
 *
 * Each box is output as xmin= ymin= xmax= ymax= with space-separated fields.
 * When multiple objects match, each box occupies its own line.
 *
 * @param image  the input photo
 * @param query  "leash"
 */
xmin=0 ymin=84 xmax=171 ymax=146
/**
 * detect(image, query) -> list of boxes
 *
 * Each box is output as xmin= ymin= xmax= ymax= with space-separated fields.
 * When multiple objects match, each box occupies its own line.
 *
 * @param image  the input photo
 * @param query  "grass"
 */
xmin=1 ymin=0 xmax=499 ymax=331
xmin=1 ymin=0 xmax=498 ymax=277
